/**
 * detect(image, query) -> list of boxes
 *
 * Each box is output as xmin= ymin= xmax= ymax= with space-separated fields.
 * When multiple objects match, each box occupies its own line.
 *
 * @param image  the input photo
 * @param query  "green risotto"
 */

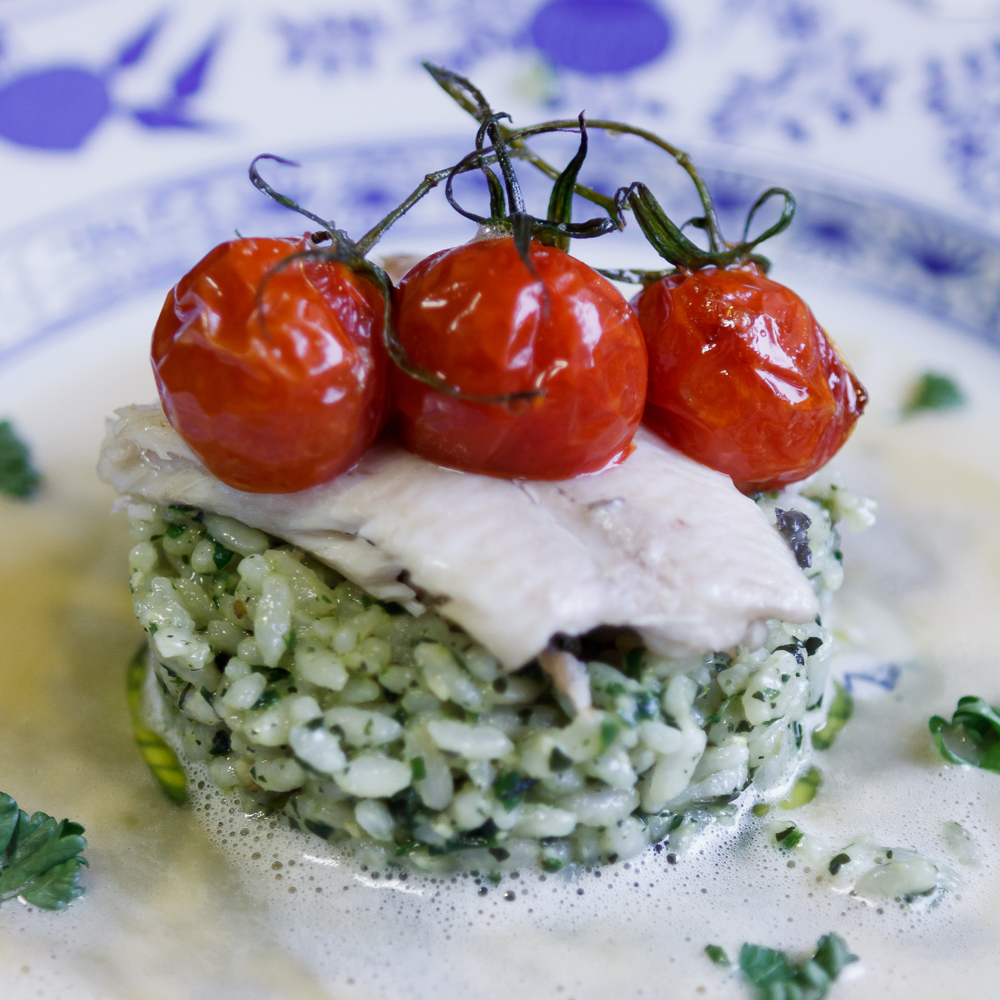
xmin=124 ymin=476 xmax=868 ymax=873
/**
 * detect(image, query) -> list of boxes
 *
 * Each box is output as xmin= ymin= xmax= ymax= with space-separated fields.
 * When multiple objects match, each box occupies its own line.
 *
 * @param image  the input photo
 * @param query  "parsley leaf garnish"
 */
xmin=0 ymin=792 xmax=88 ymax=910
xmin=929 ymin=696 xmax=1000 ymax=771
xmin=0 ymin=420 xmax=41 ymax=498
xmin=902 ymin=372 xmax=964 ymax=417
xmin=812 ymin=682 xmax=853 ymax=751
xmin=738 ymin=933 xmax=857 ymax=999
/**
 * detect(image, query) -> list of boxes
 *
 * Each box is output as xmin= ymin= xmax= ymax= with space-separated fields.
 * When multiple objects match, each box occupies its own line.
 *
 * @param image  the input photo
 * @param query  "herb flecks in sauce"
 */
xmin=902 ymin=371 xmax=965 ymax=417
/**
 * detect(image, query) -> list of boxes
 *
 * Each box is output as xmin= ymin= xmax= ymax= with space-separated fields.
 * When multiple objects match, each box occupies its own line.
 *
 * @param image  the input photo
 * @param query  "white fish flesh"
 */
xmin=98 ymin=404 xmax=819 ymax=670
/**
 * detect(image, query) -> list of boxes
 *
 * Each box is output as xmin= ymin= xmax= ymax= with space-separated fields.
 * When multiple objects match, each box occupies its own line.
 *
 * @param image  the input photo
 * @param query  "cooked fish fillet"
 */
xmin=98 ymin=404 xmax=819 ymax=669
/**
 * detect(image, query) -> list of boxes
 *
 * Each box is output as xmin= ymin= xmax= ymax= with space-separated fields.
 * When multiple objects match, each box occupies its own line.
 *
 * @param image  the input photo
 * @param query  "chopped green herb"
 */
xmin=902 ymin=371 xmax=964 ymax=416
xmin=711 ymin=652 xmax=733 ymax=671
xmin=304 ymin=819 xmax=334 ymax=841
xmin=493 ymin=771 xmax=536 ymax=810
xmin=252 ymin=687 xmax=280 ymax=710
xmin=706 ymin=696 xmax=733 ymax=725
xmin=828 ymin=853 xmax=851 ymax=876
xmin=599 ymin=719 xmax=618 ymax=752
xmin=623 ymin=647 xmax=644 ymax=679
xmin=164 ymin=523 xmax=187 ymax=539
xmin=283 ymin=629 xmax=297 ymax=651
xmin=739 ymin=933 xmax=857 ymax=1000
xmin=752 ymin=803 xmax=770 ymax=818
xmin=705 ymin=944 xmax=730 ymax=966
xmin=775 ymin=825 xmax=804 ymax=850
xmin=446 ymin=819 xmax=498 ymax=851
xmin=635 ymin=691 xmax=658 ymax=720
xmin=208 ymin=730 xmax=231 ymax=757
xmin=0 ymin=420 xmax=41 ymax=498
xmin=212 ymin=540 xmax=234 ymax=569
xmin=812 ymin=682 xmax=853 ymax=751
xmin=781 ymin=767 xmax=821 ymax=810
xmin=541 ymin=857 xmax=563 ymax=873
xmin=410 ymin=756 xmax=427 ymax=781
xmin=548 ymin=747 xmax=574 ymax=772
xmin=488 ymin=847 xmax=510 ymax=862
xmin=929 ymin=696 xmax=1000 ymax=771
xmin=0 ymin=792 xmax=88 ymax=910
xmin=125 ymin=645 xmax=187 ymax=804
xmin=258 ymin=666 xmax=291 ymax=683
xmin=791 ymin=720 xmax=803 ymax=749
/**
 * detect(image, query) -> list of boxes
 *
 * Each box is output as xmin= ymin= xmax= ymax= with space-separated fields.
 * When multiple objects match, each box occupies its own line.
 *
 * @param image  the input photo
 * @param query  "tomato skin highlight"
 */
xmin=151 ymin=237 xmax=386 ymax=494
xmin=635 ymin=265 xmax=867 ymax=492
xmin=391 ymin=236 xmax=648 ymax=480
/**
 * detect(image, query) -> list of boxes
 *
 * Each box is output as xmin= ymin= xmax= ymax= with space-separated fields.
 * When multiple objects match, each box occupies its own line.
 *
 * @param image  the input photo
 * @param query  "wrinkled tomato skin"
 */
xmin=152 ymin=237 xmax=386 ymax=494
xmin=635 ymin=265 xmax=867 ymax=492
xmin=391 ymin=236 xmax=648 ymax=480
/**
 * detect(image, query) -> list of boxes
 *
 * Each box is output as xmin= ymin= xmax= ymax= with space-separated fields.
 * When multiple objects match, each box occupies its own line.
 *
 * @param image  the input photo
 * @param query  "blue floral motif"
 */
xmin=927 ymin=42 xmax=1000 ymax=208
xmin=0 ymin=17 xmax=223 ymax=151
xmin=405 ymin=0 xmax=536 ymax=72
xmin=529 ymin=0 xmax=673 ymax=75
xmin=275 ymin=16 xmax=383 ymax=74
xmin=711 ymin=2 xmax=893 ymax=143
xmin=3 ymin=137 xmax=1000 ymax=370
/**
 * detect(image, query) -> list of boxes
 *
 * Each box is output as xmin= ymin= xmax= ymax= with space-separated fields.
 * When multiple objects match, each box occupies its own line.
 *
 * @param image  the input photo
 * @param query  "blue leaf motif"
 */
xmin=114 ymin=14 xmax=165 ymax=69
xmin=925 ymin=42 xmax=1000 ymax=208
xmin=131 ymin=29 xmax=223 ymax=132
xmin=173 ymin=31 xmax=221 ymax=99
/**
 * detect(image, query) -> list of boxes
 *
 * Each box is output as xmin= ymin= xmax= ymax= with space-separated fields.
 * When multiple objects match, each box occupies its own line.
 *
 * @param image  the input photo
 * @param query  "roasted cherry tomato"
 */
xmin=634 ymin=264 xmax=867 ymax=492
xmin=152 ymin=236 xmax=386 ymax=493
xmin=391 ymin=236 xmax=647 ymax=479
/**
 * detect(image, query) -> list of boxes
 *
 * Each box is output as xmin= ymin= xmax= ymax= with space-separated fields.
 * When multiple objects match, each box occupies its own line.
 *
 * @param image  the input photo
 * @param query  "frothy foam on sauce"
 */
xmin=179 ymin=687 xmax=1000 ymax=1000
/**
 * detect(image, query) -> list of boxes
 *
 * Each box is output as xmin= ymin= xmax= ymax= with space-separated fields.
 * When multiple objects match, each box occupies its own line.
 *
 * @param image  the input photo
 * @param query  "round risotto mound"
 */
xmin=125 ymin=477 xmax=867 ymax=873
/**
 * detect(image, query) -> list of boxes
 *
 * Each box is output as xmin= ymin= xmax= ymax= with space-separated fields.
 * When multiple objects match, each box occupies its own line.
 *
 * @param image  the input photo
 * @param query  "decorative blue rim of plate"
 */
xmin=1 ymin=135 xmax=999 ymax=372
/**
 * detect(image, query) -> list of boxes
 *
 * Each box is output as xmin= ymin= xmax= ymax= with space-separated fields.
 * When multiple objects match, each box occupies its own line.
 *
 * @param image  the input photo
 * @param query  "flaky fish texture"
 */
xmin=99 ymin=404 xmax=819 ymax=669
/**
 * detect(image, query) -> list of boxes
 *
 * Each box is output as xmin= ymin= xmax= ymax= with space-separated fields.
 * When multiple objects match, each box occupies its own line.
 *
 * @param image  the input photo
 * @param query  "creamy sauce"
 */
xmin=2 ymin=278 xmax=1000 ymax=998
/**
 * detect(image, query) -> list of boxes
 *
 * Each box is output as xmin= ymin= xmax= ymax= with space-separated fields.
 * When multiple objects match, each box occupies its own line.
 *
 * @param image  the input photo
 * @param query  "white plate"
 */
xmin=2 ymin=145 xmax=1000 ymax=999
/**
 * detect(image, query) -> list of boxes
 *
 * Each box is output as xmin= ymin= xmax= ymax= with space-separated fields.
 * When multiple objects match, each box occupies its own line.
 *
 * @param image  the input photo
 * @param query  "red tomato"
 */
xmin=152 ymin=236 xmax=386 ymax=494
xmin=390 ymin=236 xmax=648 ymax=479
xmin=634 ymin=264 xmax=867 ymax=492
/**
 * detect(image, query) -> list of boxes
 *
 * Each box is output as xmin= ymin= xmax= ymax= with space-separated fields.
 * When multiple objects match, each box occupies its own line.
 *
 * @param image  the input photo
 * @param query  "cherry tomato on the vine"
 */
xmin=634 ymin=264 xmax=867 ymax=492
xmin=391 ymin=236 xmax=648 ymax=480
xmin=152 ymin=236 xmax=386 ymax=494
